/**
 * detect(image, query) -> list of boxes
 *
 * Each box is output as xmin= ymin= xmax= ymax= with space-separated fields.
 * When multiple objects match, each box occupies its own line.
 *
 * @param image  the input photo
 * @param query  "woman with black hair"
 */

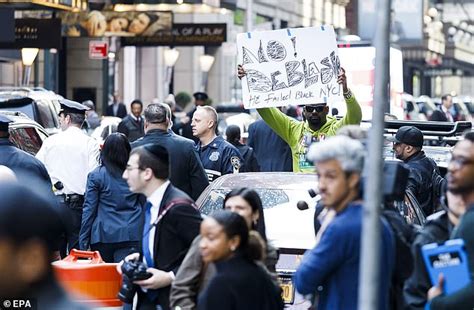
xmin=197 ymin=211 xmax=283 ymax=309
xmin=225 ymin=125 xmax=260 ymax=172
xmin=170 ymin=188 xmax=279 ymax=308
xmin=79 ymin=133 xmax=143 ymax=262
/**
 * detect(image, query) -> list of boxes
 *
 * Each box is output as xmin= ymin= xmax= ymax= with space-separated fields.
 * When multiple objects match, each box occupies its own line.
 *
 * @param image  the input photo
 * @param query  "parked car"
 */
xmin=1 ymin=111 xmax=48 ymax=155
xmin=402 ymin=93 xmax=426 ymax=120
xmin=90 ymin=116 xmax=121 ymax=146
xmin=416 ymin=95 xmax=437 ymax=120
xmin=196 ymin=172 xmax=426 ymax=308
xmin=0 ymin=87 xmax=62 ymax=135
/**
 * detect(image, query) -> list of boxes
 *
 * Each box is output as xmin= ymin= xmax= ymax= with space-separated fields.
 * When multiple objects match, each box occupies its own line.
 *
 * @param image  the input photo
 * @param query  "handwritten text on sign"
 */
xmin=237 ymin=26 xmax=343 ymax=109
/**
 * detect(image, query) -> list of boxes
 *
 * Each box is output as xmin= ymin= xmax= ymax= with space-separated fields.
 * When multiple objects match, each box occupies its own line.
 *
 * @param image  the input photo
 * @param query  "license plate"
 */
xmin=279 ymin=277 xmax=295 ymax=304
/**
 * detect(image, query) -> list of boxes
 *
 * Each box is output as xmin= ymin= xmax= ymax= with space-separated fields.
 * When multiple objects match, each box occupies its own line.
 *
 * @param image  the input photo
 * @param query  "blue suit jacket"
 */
xmin=247 ymin=120 xmax=292 ymax=172
xmin=79 ymin=166 xmax=144 ymax=249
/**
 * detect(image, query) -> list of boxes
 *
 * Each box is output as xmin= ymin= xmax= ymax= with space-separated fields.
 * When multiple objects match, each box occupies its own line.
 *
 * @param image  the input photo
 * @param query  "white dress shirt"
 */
xmin=441 ymin=105 xmax=454 ymax=122
xmin=36 ymin=126 xmax=100 ymax=195
xmin=146 ymin=180 xmax=171 ymax=261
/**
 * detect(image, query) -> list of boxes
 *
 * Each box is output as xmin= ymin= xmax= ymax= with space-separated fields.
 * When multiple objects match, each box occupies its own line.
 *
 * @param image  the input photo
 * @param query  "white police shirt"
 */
xmin=36 ymin=126 xmax=100 ymax=195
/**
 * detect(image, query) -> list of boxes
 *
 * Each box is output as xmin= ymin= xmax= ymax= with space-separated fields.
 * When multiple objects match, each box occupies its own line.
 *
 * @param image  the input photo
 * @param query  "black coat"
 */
xmin=106 ymin=103 xmax=127 ymax=118
xmin=117 ymin=115 xmax=145 ymax=142
xmin=197 ymin=255 xmax=283 ymax=310
xmin=403 ymin=211 xmax=451 ymax=310
xmin=405 ymin=151 xmax=444 ymax=216
xmin=137 ymin=184 xmax=202 ymax=310
xmin=132 ymin=129 xmax=209 ymax=201
xmin=247 ymin=119 xmax=292 ymax=172
xmin=235 ymin=142 xmax=260 ymax=172
xmin=0 ymin=138 xmax=51 ymax=187
xmin=430 ymin=109 xmax=449 ymax=122
xmin=180 ymin=107 xmax=199 ymax=143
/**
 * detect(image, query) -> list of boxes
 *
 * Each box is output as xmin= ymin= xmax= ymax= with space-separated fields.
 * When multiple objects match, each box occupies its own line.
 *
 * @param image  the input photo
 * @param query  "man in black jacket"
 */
xmin=430 ymin=94 xmax=454 ymax=122
xmin=404 ymin=191 xmax=466 ymax=309
xmin=132 ymin=103 xmax=209 ymax=200
xmin=117 ymin=99 xmax=145 ymax=142
xmin=390 ymin=126 xmax=445 ymax=216
xmin=122 ymin=144 xmax=202 ymax=310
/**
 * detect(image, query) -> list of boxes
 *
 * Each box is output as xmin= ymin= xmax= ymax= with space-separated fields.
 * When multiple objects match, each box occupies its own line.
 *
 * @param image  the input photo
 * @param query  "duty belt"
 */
xmin=56 ymin=193 xmax=84 ymax=203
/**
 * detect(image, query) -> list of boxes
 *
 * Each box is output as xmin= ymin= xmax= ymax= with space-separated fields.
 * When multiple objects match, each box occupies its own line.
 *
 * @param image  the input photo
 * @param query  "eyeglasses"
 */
xmin=304 ymin=105 xmax=326 ymax=113
xmin=125 ymin=166 xmax=143 ymax=172
xmin=449 ymin=156 xmax=474 ymax=169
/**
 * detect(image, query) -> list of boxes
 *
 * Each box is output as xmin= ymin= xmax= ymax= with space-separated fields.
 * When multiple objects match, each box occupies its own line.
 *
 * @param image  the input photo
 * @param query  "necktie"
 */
xmin=142 ymin=201 xmax=154 ymax=268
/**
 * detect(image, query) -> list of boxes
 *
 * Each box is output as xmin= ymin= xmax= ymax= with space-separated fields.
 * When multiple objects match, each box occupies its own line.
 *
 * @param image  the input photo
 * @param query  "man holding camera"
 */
xmin=121 ymin=144 xmax=202 ymax=309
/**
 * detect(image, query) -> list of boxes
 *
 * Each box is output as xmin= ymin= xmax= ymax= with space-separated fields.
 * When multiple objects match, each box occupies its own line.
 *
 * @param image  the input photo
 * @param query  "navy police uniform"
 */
xmin=196 ymin=135 xmax=244 ymax=182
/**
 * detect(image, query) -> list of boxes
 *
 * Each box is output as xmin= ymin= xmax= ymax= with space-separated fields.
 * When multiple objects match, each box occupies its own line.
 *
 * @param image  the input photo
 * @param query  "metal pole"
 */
xmin=246 ymin=0 xmax=253 ymax=32
xmin=357 ymin=0 xmax=391 ymax=309
xmin=22 ymin=65 xmax=31 ymax=86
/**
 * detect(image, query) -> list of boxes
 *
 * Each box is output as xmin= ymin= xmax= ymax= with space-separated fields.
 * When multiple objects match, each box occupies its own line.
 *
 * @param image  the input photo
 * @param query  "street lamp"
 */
xmin=21 ymin=48 xmax=39 ymax=86
xmin=199 ymin=54 xmax=215 ymax=92
xmin=164 ymin=48 xmax=180 ymax=95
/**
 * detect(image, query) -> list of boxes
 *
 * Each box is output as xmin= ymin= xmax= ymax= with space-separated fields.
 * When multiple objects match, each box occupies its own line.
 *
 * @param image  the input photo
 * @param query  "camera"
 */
xmin=117 ymin=259 xmax=152 ymax=304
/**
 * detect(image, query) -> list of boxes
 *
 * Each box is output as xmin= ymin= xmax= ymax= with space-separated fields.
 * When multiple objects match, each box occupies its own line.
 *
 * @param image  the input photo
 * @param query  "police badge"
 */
xmin=230 ymin=156 xmax=241 ymax=173
xmin=209 ymin=151 xmax=220 ymax=161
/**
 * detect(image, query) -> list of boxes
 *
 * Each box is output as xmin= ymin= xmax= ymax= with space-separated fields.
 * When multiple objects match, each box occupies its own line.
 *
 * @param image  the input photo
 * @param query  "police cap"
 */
xmin=59 ymin=99 xmax=89 ymax=115
xmin=193 ymin=92 xmax=208 ymax=101
xmin=0 ymin=114 xmax=12 ymax=132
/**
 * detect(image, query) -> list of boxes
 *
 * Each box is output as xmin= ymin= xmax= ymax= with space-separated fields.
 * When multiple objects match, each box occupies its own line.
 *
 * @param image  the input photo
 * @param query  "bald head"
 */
xmin=191 ymin=106 xmax=218 ymax=139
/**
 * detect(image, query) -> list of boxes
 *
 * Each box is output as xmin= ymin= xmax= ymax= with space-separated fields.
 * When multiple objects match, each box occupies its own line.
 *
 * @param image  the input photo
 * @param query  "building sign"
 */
xmin=0 ymin=18 xmax=61 ymax=49
xmin=89 ymin=41 xmax=108 ymax=59
xmin=0 ymin=0 xmax=86 ymax=11
xmin=237 ymin=26 xmax=343 ymax=109
xmin=59 ymin=11 xmax=173 ymax=37
xmin=121 ymin=23 xmax=227 ymax=46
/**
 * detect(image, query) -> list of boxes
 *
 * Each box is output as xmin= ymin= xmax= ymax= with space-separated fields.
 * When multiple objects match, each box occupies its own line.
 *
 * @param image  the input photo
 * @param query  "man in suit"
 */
xmin=430 ymin=94 xmax=454 ymax=122
xmin=106 ymin=93 xmax=128 ymax=118
xmin=118 ymin=99 xmax=145 ymax=142
xmin=132 ymin=103 xmax=209 ymax=200
xmin=122 ymin=144 xmax=202 ymax=310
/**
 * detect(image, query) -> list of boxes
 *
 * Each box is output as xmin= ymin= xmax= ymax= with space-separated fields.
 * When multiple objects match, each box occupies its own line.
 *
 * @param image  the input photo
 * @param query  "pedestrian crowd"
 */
xmin=0 ymin=65 xmax=473 ymax=310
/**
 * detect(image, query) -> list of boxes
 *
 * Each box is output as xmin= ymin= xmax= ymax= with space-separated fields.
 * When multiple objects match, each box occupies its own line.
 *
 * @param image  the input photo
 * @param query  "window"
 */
xmin=9 ymin=127 xmax=43 ymax=155
xmin=36 ymin=100 xmax=58 ymax=129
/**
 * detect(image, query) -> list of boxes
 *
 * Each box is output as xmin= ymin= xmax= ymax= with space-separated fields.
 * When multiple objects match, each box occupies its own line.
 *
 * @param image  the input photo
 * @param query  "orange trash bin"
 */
xmin=52 ymin=249 xmax=123 ymax=307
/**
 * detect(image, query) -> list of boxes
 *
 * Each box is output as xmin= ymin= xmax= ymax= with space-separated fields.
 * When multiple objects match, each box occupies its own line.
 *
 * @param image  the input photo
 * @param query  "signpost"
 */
xmin=89 ymin=41 xmax=108 ymax=60
xmin=237 ymin=26 xmax=343 ymax=109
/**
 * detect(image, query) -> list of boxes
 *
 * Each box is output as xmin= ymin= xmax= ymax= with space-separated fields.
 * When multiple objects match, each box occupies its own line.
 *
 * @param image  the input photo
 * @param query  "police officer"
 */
xmin=36 ymin=99 xmax=100 ymax=257
xmin=191 ymin=106 xmax=243 ymax=182
xmin=0 ymin=114 xmax=51 ymax=187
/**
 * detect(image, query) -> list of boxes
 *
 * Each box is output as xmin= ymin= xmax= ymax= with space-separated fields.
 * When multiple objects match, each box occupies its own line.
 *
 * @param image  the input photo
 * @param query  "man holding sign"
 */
xmin=237 ymin=26 xmax=362 ymax=173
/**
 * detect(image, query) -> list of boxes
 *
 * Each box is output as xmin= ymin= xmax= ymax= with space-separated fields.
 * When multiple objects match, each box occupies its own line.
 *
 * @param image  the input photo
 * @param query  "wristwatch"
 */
xmin=343 ymin=89 xmax=353 ymax=100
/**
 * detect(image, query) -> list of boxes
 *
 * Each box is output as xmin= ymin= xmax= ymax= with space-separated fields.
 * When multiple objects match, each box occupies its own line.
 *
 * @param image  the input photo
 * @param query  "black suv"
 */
xmin=0 ymin=87 xmax=62 ymax=135
xmin=1 ymin=111 xmax=48 ymax=155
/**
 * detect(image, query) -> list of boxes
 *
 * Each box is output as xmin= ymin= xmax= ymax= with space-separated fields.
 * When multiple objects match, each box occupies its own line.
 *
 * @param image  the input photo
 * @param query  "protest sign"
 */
xmin=237 ymin=26 xmax=343 ymax=109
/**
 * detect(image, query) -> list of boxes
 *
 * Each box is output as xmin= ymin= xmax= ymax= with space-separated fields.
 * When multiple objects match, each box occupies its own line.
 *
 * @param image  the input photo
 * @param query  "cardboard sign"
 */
xmin=89 ymin=41 xmax=108 ymax=59
xmin=237 ymin=26 xmax=343 ymax=109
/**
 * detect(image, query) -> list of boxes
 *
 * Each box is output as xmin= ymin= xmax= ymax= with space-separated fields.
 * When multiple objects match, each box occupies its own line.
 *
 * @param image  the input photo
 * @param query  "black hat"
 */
xmin=388 ymin=126 xmax=423 ymax=148
xmin=143 ymin=143 xmax=169 ymax=166
xmin=59 ymin=99 xmax=89 ymax=115
xmin=193 ymin=92 xmax=208 ymax=101
xmin=0 ymin=114 xmax=12 ymax=131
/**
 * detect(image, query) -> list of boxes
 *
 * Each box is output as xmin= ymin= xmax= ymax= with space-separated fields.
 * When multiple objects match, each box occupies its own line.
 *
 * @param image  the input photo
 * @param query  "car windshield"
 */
xmin=0 ymin=104 xmax=34 ymax=120
xmin=36 ymin=99 xmax=59 ymax=129
xmin=200 ymin=187 xmax=317 ymax=250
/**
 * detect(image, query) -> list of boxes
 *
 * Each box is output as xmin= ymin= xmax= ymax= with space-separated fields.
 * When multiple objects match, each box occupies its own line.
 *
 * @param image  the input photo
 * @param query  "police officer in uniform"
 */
xmin=36 ymin=99 xmax=100 ymax=257
xmin=191 ymin=106 xmax=243 ymax=182
xmin=0 ymin=115 xmax=51 ymax=187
